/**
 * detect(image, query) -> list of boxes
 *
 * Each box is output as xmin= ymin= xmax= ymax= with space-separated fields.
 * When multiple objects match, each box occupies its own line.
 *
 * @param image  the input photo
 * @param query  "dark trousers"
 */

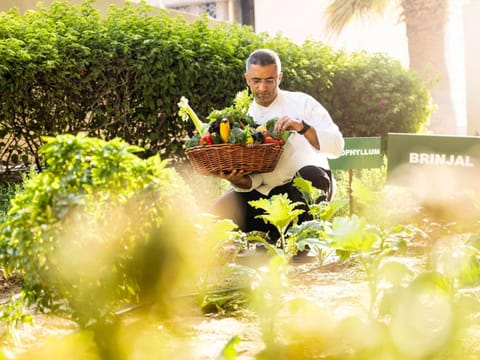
xmin=211 ymin=166 xmax=332 ymax=240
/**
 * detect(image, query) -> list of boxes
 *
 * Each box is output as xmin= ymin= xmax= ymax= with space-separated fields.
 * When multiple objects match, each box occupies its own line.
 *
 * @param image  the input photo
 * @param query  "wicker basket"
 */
xmin=185 ymin=143 xmax=284 ymax=175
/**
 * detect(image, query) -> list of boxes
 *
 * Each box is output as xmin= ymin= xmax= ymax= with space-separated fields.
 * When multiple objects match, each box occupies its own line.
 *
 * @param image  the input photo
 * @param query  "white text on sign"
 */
xmin=409 ymin=153 xmax=475 ymax=167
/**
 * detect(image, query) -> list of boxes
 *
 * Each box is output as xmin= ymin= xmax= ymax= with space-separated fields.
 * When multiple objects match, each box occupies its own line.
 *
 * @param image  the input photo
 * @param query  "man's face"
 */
xmin=245 ymin=64 xmax=282 ymax=107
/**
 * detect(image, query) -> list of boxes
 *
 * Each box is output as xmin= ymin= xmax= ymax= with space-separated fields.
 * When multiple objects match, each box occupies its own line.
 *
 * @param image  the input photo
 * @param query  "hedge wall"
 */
xmin=0 ymin=0 xmax=432 ymax=171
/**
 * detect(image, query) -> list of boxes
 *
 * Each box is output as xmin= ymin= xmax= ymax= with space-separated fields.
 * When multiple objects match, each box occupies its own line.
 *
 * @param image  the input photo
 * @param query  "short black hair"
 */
xmin=246 ymin=49 xmax=282 ymax=74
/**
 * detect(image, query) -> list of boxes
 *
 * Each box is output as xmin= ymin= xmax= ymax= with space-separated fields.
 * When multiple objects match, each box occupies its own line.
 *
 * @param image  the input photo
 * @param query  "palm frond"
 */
xmin=326 ymin=0 xmax=392 ymax=34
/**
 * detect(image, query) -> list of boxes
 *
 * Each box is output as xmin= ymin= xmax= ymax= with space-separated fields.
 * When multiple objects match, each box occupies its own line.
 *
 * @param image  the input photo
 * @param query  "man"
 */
xmin=212 ymin=49 xmax=344 ymax=240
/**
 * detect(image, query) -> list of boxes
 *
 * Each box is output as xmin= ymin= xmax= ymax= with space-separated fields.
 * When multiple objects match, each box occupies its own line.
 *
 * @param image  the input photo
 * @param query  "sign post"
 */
xmin=329 ymin=137 xmax=383 ymax=215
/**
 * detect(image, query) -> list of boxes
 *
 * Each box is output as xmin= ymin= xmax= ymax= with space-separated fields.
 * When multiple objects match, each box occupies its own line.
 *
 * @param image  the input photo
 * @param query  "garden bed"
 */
xmin=1 ymin=247 xmax=430 ymax=359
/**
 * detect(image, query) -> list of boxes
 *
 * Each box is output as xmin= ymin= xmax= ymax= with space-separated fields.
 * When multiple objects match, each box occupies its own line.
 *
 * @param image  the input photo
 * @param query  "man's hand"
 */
xmin=216 ymin=169 xmax=252 ymax=189
xmin=274 ymin=115 xmax=319 ymax=150
xmin=274 ymin=115 xmax=302 ymax=133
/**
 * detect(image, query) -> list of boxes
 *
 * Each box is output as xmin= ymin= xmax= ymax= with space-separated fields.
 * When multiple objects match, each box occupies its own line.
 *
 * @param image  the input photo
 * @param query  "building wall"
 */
xmin=0 ymin=0 xmax=124 ymax=15
xmin=253 ymin=0 xmax=408 ymax=65
xmin=463 ymin=1 xmax=480 ymax=135
xmin=0 ymin=0 xmax=203 ymax=22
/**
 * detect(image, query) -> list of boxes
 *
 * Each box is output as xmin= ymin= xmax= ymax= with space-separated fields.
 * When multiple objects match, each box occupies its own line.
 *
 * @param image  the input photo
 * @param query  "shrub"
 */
xmin=0 ymin=1 xmax=260 ymax=168
xmin=324 ymin=51 xmax=432 ymax=140
xmin=0 ymin=134 xmax=203 ymax=327
xmin=0 ymin=1 xmax=432 ymax=168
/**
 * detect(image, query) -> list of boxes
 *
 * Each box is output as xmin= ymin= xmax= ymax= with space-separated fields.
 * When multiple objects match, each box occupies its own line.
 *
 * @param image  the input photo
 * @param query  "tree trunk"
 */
xmin=402 ymin=0 xmax=457 ymax=134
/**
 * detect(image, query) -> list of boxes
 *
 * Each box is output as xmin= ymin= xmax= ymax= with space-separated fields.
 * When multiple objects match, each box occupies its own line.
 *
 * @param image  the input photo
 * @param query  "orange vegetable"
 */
xmin=263 ymin=136 xmax=285 ymax=146
xmin=263 ymin=136 xmax=276 ymax=144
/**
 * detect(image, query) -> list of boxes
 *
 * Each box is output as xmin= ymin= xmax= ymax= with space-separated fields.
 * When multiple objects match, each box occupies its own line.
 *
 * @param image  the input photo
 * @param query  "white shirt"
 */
xmin=234 ymin=89 xmax=344 ymax=195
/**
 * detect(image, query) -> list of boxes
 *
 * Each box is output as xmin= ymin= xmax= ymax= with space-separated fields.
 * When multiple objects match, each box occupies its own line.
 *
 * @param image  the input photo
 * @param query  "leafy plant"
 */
xmin=324 ymin=50 xmax=433 ymax=140
xmin=243 ymin=177 xmax=349 ymax=263
xmin=249 ymin=193 xmax=305 ymax=255
xmin=0 ymin=135 xmax=202 ymax=327
xmin=250 ymin=255 xmax=290 ymax=349
xmin=220 ymin=335 xmax=241 ymax=360
xmin=329 ymin=214 xmax=427 ymax=315
xmin=0 ymin=182 xmax=18 ymax=221
xmin=293 ymin=176 xmax=348 ymax=220
xmin=0 ymin=292 xmax=33 ymax=344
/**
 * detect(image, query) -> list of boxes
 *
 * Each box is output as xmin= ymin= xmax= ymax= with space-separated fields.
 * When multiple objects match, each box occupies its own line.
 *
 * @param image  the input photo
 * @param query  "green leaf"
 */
xmin=377 ymin=260 xmax=415 ymax=287
xmin=249 ymin=194 xmax=304 ymax=236
xmin=329 ymin=215 xmax=378 ymax=253
xmin=219 ymin=335 xmax=241 ymax=360
xmin=293 ymin=177 xmax=320 ymax=205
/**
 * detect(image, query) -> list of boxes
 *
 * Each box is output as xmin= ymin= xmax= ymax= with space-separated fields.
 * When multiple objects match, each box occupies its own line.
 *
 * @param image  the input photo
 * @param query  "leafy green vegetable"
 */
xmin=185 ymin=134 xmax=201 ymax=148
xmin=265 ymin=117 xmax=292 ymax=141
xmin=228 ymin=127 xmax=247 ymax=144
xmin=265 ymin=117 xmax=278 ymax=135
xmin=207 ymin=89 xmax=254 ymax=128
xmin=249 ymin=194 xmax=304 ymax=252
xmin=220 ymin=336 xmax=242 ymax=360
xmin=178 ymin=96 xmax=209 ymax=135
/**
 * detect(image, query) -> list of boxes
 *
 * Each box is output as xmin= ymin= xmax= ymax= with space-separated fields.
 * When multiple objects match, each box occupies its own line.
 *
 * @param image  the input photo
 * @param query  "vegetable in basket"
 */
xmin=219 ymin=118 xmax=231 ymax=143
xmin=178 ymin=89 xmax=291 ymax=148
xmin=177 ymin=96 xmax=209 ymax=135
xmin=228 ymin=127 xmax=247 ymax=144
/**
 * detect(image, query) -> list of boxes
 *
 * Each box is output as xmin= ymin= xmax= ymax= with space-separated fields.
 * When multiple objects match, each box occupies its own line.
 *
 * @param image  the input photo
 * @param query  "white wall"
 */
xmin=463 ymin=1 xmax=480 ymax=135
xmin=254 ymin=0 xmax=408 ymax=65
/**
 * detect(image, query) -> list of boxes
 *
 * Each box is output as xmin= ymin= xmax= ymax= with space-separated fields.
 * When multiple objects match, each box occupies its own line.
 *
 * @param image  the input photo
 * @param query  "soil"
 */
xmin=0 ymin=250 xmax=427 ymax=359
xmin=0 ymin=273 xmax=22 ymax=302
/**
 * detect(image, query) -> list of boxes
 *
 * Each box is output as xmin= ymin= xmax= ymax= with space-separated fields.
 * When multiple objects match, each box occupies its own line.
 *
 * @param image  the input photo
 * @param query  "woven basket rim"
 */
xmin=185 ymin=142 xmax=284 ymax=175
xmin=185 ymin=142 xmax=281 ymax=151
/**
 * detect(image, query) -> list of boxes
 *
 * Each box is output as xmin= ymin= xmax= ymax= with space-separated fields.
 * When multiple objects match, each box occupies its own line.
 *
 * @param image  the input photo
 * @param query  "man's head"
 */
xmin=245 ymin=49 xmax=283 ymax=107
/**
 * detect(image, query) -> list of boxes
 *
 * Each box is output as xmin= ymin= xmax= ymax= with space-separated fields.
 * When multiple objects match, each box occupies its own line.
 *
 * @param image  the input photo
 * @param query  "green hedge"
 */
xmin=0 ymin=1 xmax=432 ymax=170
xmin=325 ymin=51 xmax=432 ymax=138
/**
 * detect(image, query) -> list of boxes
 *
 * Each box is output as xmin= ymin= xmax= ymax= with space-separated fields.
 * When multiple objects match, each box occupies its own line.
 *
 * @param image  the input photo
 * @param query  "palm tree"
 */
xmin=326 ymin=0 xmax=456 ymax=134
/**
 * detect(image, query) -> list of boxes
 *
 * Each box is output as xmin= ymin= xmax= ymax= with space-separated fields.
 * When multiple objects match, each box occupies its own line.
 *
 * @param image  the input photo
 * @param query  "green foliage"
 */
xmin=330 ymin=215 xmax=378 ymax=255
xmin=0 ymin=292 xmax=33 ymax=343
xmin=250 ymin=255 xmax=290 ymax=348
xmin=249 ymin=193 xmax=305 ymax=253
xmin=0 ymin=182 xmax=17 ymax=221
xmin=324 ymin=51 xmax=433 ymax=142
xmin=293 ymin=176 xmax=325 ymax=206
xmin=0 ymin=134 xmax=201 ymax=328
xmin=0 ymin=1 xmax=260 ymax=168
xmin=0 ymin=1 xmax=431 ymax=170
xmin=262 ymin=39 xmax=432 ymax=146
xmin=2 ymin=146 xmax=480 ymax=357
xmin=206 ymin=89 xmax=254 ymax=125
xmin=220 ymin=335 xmax=241 ymax=360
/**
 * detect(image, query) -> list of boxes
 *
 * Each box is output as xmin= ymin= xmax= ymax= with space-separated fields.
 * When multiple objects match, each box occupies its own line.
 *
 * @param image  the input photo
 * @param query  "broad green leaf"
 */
xmin=220 ymin=335 xmax=241 ymax=360
xmin=330 ymin=215 xmax=378 ymax=253
xmin=249 ymin=194 xmax=304 ymax=235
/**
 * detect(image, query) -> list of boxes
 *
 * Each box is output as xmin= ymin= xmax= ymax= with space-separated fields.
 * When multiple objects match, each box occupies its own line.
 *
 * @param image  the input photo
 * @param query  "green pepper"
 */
xmin=210 ymin=132 xmax=222 ymax=144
